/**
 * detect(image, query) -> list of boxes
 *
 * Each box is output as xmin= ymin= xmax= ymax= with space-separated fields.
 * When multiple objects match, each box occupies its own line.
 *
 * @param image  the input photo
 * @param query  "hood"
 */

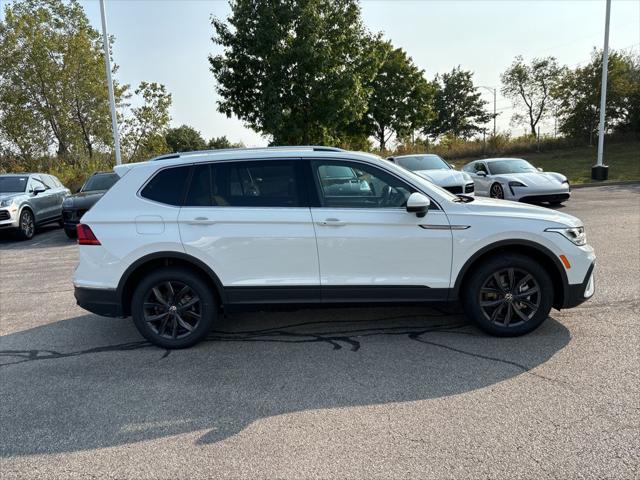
xmin=495 ymin=172 xmax=566 ymax=187
xmin=0 ymin=192 xmax=25 ymax=202
xmin=414 ymin=169 xmax=471 ymax=186
xmin=63 ymin=190 xmax=107 ymax=209
xmin=463 ymin=196 xmax=582 ymax=227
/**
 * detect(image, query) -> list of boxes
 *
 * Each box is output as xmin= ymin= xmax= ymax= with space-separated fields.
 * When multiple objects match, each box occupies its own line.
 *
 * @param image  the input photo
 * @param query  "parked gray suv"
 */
xmin=0 ymin=173 xmax=70 ymax=240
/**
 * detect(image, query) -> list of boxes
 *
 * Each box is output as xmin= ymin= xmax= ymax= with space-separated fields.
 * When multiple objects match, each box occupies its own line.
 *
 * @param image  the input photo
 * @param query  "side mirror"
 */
xmin=33 ymin=186 xmax=46 ymax=195
xmin=476 ymin=171 xmax=487 ymax=177
xmin=406 ymin=192 xmax=430 ymax=218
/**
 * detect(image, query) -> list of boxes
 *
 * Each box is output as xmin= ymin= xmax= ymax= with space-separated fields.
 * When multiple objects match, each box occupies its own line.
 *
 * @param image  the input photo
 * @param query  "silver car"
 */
xmin=0 ymin=173 xmax=70 ymax=240
xmin=463 ymin=158 xmax=570 ymax=205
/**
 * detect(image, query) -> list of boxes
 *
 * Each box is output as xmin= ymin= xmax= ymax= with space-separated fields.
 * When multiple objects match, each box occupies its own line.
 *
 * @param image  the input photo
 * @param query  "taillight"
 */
xmin=77 ymin=224 xmax=101 ymax=245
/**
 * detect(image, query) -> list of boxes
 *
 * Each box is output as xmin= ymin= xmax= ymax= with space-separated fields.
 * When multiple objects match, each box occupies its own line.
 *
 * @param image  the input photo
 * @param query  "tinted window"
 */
xmin=184 ymin=161 xmax=300 ymax=208
xmin=83 ymin=173 xmax=119 ymax=192
xmin=312 ymin=160 xmax=414 ymax=208
xmin=395 ymin=155 xmax=450 ymax=171
xmin=488 ymin=159 xmax=536 ymax=174
xmin=0 ymin=176 xmax=28 ymax=192
xmin=40 ymin=175 xmax=57 ymax=189
xmin=141 ymin=166 xmax=191 ymax=206
xmin=29 ymin=176 xmax=47 ymax=191
xmin=474 ymin=163 xmax=488 ymax=174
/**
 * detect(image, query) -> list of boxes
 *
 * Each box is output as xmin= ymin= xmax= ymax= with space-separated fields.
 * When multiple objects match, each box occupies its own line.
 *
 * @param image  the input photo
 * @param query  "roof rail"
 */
xmin=150 ymin=145 xmax=344 ymax=161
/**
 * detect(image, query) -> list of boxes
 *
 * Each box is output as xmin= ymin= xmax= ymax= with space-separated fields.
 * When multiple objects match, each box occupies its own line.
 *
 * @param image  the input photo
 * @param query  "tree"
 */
xmin=501 ymin=56 xmax=564 ymax=136
xmin=209 ymin=0 xmax=379 ymax=145
xmin=0 ymin=0 xmax=123 ymax=158
xmin=553 ymin=49 xmax=639 ymax=142
xmin=425 ymin=67 xmax=491 ymax=140
xmin=363 ymin=39 xmax=434 ymax=150
xmin=165 ymin=125 xmax=207 ymax=152
xmin=121 ymin=82 xmax=172 ymax=162
xmin=207 ymin=136 xmax=243 ymax=149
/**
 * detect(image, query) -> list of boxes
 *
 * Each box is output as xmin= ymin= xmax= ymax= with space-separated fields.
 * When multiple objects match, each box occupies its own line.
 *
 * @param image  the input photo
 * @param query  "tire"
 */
xmin=461 ymin=254 xmax=553 ymax=337
xmin=131 ymin=267 xmax=217 ymax=349
xmin=489 ymin=183 xmax=504 ymax=199
xmin=16 ymin=209 xmax=35 ymax=240
xmin=64 ymin=227 xmax=77 ymax=239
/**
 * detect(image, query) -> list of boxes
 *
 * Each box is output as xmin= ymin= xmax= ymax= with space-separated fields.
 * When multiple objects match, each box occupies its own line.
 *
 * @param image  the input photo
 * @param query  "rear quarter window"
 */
xmin=140 ymin=166 xmax=191 ymax=206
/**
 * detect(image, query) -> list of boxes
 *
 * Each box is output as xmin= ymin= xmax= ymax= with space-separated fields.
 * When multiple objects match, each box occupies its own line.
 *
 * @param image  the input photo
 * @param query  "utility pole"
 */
xmin=479 ymin=86 xmax=497 ymax=137
xmin=592 ymin=0 xmax=611 ymax=181
xmin=99 ymin=0 xmax=122 ymax=165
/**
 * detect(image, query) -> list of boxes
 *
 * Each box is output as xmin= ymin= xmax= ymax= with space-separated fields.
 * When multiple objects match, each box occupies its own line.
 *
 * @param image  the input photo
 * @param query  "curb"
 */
xmin=571 ymin=180 xmax=640 ymax=189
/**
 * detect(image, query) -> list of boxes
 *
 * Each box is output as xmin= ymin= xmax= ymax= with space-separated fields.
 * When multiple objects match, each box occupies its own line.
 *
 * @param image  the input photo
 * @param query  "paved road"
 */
xmin=1 ymin=185 xmax=638 ymax=479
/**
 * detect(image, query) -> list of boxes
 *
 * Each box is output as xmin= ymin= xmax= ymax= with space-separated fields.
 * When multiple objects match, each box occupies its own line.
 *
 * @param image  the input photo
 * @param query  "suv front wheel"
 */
xmin=462 ymin=254 xmax=553 ymax=336
xmin=131 ymin=268 xmax=217 ymax=348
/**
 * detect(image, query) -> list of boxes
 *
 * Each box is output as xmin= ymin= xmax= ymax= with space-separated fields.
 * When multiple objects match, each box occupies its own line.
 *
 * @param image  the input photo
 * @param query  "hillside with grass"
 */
xmin=453 ymin=141 xmax=640 ymax=184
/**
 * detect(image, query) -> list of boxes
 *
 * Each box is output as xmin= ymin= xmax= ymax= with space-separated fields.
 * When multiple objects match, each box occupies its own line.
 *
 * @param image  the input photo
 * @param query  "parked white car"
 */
xmin=463 ymin=158 xmax=570 ymax=204
xmin=74 ymin=147 xmax=595 ymax=348
xmin=388 ymin=154 xmax=474 ymax=196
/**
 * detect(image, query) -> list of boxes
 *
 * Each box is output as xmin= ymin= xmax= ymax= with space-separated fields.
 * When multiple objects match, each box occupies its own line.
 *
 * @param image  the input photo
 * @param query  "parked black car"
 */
xmin=62 ymin=172 xmax=119 ymax=238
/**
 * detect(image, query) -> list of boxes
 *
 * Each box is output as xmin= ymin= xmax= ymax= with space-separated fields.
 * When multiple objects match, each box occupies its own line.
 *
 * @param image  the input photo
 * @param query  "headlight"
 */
xmin=546 ymin=226 xmax=587 ymax=246
xmin=0 ymin=199 xmax=14 ymax=207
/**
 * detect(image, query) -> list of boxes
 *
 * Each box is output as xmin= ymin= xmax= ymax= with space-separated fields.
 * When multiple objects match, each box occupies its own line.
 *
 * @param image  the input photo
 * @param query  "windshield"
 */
xmin=489 ymin=159 xmax=536 ymax=175
xmin=379 ymin=157 xmax=460 ymax=202
xmin=82 ymin=173 xmax=119 ymax=192
xmin=395 ymin=155 xmax=450 ymax=171
xmin=0 ymin=176 xmax=28 ymax=193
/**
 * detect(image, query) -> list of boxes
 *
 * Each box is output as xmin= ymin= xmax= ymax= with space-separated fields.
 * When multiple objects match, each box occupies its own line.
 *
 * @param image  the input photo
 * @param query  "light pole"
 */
xmin=592 ymin=0 xmax=611 ymax=181
xmin=99 ymin=0 xmax=122 ymax=165
xmin=479 ymin=86 xmax=497 ymax=137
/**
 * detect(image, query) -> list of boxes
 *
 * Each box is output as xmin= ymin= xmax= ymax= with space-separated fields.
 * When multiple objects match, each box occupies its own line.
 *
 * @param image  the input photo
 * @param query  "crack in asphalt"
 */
xmin=0 ymin=313 xmax=565 ymax=386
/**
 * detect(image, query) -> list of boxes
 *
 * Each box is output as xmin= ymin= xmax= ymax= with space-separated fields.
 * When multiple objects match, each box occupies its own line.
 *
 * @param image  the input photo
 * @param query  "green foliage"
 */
xmin=425 ymin=67 xmax=491 ymax=140
xmin=501 ymin=56 xmax=565 ymax=136
xmin=209 ymin=0 xmax=378 ymax=145
xmin=121 ymin=82 xmax=172 ymax=162
xmin=362 ymin=39 xmax=434 ymax=150
xmin=553 ymin=49 xmax=640 ymax=142
xmin=0 ymin=0 xmax=124 ymax=158
xmin=207 ymin=136 xmax=243 ymax=149
xmin=165 ymin=125 xmax=207 ymax=152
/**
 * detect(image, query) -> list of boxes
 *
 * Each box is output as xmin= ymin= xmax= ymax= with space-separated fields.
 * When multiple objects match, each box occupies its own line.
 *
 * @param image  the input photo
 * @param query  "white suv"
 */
xmin=73 ymin=147 xmax=595 ymax=348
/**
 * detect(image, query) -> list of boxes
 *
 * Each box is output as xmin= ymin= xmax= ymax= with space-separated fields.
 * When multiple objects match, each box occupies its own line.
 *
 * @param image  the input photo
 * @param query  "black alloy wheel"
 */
xmin=479 ymin=268 xmax=541 ymax=328
xmin=132 ymin=268 xmax=217 ymax=348
xmin=462 ymin=254 xmax=553 ymax=337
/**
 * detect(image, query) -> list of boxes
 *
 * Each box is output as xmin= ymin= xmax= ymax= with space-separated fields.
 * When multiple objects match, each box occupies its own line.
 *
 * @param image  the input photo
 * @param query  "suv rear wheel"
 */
xmin=131 ymin=267 xmax=217 ymax=348
xmin=462 ymin=254 xmax=553 ymax=336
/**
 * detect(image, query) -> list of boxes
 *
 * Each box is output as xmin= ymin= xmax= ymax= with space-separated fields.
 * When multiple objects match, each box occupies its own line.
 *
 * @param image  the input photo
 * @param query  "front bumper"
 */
xmin=75 ymin=286 xmax=123 ymax=317
xmin=520 ymin=193 xmax=571 ymax=204
xmin=562 ymin=261 xmax=595 ymax=308
xmin=0 ymin=207 xmax=19 ymax=229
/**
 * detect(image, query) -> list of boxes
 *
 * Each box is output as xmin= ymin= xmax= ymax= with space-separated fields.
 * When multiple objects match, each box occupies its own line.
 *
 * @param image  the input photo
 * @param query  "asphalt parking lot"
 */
xmin=0 ymin=184 xmax=638 ymax=479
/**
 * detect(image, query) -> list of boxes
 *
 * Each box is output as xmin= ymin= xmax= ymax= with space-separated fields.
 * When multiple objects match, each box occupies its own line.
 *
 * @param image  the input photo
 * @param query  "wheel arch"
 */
xmin=117 ymin=252 xmax=226 ymax=316
xmin=453 ymin=240 xmax=568 ymax=310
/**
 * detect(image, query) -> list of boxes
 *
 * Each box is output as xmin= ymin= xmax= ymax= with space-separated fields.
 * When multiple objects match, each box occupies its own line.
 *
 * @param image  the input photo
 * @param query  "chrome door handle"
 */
xmin=318 ymin=218 xmax=346 ymax=227
xmin=185 ymin=217 xmax=216 ymax=225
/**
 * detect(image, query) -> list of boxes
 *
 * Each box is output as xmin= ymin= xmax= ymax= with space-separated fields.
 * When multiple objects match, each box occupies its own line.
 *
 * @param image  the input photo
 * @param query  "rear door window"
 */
xmin=183 ymin=160 xmax=302 ymax=208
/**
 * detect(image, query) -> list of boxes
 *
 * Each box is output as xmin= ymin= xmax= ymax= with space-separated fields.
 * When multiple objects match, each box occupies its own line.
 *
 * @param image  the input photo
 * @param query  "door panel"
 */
xmin=179 ymin=207 xmax=320 ymax=287
xmin=311 ymin=208 xmax=453 ymax=289
xmin=308 ymin=159 xmax=453 ymax=291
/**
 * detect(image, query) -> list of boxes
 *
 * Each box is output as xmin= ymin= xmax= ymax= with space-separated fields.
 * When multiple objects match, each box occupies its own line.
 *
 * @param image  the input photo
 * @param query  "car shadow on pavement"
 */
xmin=0 ymin=225 xmax=73 ymax=250
xmin=0 ymin=307 xmax=570 ymax=457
